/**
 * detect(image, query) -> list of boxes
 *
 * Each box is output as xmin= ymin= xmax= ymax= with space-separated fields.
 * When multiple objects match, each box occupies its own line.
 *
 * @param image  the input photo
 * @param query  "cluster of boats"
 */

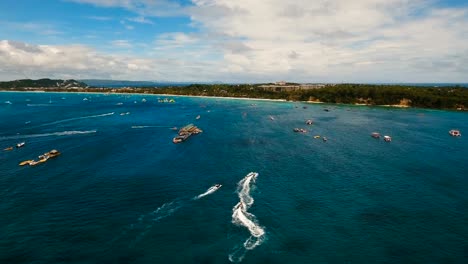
xmin=371 ymin=132 xmax=391 ymax=142
xmin=19 ymin=149 xmax=60 ymax=166
xmin=3 ymin=142 xmax=25 ymax=151
xmin=173 ymin=124 xmax=203 ymax=143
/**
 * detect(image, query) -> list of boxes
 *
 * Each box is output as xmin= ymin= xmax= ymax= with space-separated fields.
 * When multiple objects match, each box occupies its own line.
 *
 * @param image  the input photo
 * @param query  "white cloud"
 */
xmin=0 ymin=40 xmax=222 ymax=81
xmin=127 ymin=16 xmax=154 ymax=24
xmin=110 ymin=39 xmax=132 ymax=48
xmin=5 ymin=0 xmax=468 ymax=82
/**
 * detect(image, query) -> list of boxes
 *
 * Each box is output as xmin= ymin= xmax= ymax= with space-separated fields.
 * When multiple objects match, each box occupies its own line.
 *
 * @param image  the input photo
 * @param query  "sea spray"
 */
xmin=229 ymin=172 xmax=265 ymax=263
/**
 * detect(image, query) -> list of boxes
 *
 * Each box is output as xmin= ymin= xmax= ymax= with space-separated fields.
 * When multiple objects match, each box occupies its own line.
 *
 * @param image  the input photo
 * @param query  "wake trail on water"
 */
xmin=0 ymin=130 xmax=97 ymax=140
xmin=131 ymin=125 xmax=173 ymax=129
xmin=116 ymin=183 xmax=222 ymax=247
xmin=229 ymin=172 xmax=265 ymax=263
xmin=29 ymin=112 xmax=114 ymax=129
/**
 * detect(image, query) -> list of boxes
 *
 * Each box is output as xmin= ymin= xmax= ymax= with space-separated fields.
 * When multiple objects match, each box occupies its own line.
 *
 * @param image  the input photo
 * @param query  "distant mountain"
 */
xmin=80 ymin=79 xmax=194 ymax=87
xmin=0 ymin=78 xmax=87 ymax=89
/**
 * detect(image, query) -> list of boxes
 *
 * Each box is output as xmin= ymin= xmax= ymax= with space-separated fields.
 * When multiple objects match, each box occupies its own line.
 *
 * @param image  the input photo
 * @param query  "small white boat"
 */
xmin=116 ymin=102 xmax=123 ymax=105
xmin=142 ymin=98 xmax=147 ymax=102
xmin=383 ymin=135 xmax=392 ymax=142
xmin=196 ymin=115 xmax=201 ymax=120
xmin=306 ymin=119 xmax=313 ymax=125
xmin=4 ymin=101 xmax=12 ymax=104
xmin=269 ymin=115 xmax=275 ymax=120
xmin=83 ymin=98 xmax=88 ymax=101
xmin=16 ymin=142 xmax=25 ymax=148
xmin=371 ymin=132 xmax=381 ymax=139
xmin=449 ymin=129 xmax=461 ymax=137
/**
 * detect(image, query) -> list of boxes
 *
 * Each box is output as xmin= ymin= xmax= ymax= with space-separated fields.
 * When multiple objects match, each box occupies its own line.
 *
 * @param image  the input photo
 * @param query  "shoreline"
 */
xmin=0 ymin=90 xmax=462 ymax=111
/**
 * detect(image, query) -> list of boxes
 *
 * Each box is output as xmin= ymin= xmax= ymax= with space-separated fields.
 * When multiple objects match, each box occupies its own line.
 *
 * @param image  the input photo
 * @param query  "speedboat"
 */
xmin=384 ymin=135 xmax=392 ymax=142
xmin=371 ymin=132 xmax=381 ymax=139
xmin=4 ymin=101 xmax=12 ymax=104
xmin=16 ymin=142 xmax=25 ymax=148
xmin=293 ymin=128 xmax=307 ymax=133
xmin=269 ymin=115 xmax=275 ymax=120
xmin=196 ymin=115 xmax=201 ymax=120
xmin=83 ymin=98 xmax=88 ymax=101
xmin=4 ymin=146 xmax=13 ymax=151
xmin=314 ymin=135 xmax=320 ymax=139
xmin=306 ymin=119 xmax=313 ymax=125
xmin=323 ymin=137 xmax=328 ymax=142
xmin=449 ymin=129 xmax=461 ymax=137
xmin=214 ymin=184 xmax=222 ymax=189
xmin=142 ymin=98 xmax=147 ymax=102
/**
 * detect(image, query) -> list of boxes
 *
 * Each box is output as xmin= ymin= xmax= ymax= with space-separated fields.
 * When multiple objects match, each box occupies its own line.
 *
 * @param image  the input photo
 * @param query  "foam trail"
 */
xmin=193 ymin=185 xmax=221 ymax=200
xmin=126 ymin=200 xmax=184 ymax=247
xmin=131 ymin=125 xmax=172 ymax=129
xmin=0 ymin=130 xmax=97 ymax=140
xmin=229 ymin=172 xmax=265 ymax=263
xmin=32 ymin=112 xmax=114 ymax=128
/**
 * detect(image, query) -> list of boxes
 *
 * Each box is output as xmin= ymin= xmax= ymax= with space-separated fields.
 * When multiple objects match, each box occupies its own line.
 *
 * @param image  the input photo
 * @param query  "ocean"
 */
xmin=1 ymin=92 xmax=467 ymax=263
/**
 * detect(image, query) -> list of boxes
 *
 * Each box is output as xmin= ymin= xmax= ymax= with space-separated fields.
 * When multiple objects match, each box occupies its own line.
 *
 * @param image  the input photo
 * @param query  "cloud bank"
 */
xmin=2 ymin=0 xmax=468 ymax=82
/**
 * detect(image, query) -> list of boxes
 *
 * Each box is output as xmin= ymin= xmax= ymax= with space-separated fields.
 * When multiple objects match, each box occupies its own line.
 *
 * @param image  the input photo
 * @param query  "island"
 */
xmin=1 ymin=78 xmax=467 ymax=111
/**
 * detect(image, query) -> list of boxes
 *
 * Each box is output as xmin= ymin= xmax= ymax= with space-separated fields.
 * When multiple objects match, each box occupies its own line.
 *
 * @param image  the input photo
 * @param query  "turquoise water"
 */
xmin=1 ymin=92 xmax=467 ymax=263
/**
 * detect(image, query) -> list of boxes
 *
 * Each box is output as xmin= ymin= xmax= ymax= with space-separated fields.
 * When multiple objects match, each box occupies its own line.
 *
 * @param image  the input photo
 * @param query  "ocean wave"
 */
xmin=229 ymin=172 xmax=265 ymax=263
xmin=0 ymin=130 xmax=97 ymax=140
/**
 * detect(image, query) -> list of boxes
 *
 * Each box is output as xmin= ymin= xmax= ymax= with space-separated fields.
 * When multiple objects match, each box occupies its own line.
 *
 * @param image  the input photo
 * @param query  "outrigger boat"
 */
xmin=19 ymin=149 xmax=61 ymax=166
xmin=173 ymin=124 xmax=202 ymax=143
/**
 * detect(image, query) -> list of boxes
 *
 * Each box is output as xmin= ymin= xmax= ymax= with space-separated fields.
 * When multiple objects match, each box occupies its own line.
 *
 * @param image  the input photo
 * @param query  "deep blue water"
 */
xmin=1 ymin=92 xmax=467 ymax=263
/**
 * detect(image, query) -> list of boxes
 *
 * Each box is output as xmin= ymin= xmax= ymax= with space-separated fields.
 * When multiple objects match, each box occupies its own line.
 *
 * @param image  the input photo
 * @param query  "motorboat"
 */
xmin=371 ymin=132 xmax=381 ymax=139
xmin=383 ymin=135 xmax=392 ymax=142
xmin=83 ymin=98 xmax=88 ymax=101
xmin=5 ymin=101 xmax=12 ymax=104
xmin=323 ymin=137 xmax=328 ymax=142
xmin=306 ymin=119 xmax=313 ymax=125
xmin=142 ymin=98 xmax=147 ymax=102
xmin=196 ymin=115 xmax=201 ymax=120
xmin=314 ymin=135 xmax=320 ymax=139
xmin=214 ymin=184 xmax=222 ymax=189
xmin=16 ymin=142 xmax=25 ymax=148
xmin=293 ymin=128 xmax=307 ymax=133
xmin=269 ymin=115 xmax=275 ymax=120
xmin=449 ymin=129 xmax=461 ymax=137
xmin=4 ymin=146 xmax=13 ymax=151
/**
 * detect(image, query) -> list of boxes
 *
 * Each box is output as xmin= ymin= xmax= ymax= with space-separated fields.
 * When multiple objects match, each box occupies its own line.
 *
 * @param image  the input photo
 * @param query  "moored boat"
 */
xmin=16 ymin=142 xmax=25 ymax=148
xmin=449 ymin=129 xmax=461 ymax=137
xmin=384 ymin=135 xmax=392 ymax=142
xmin=371 ymin=132 xmax=381 ymax=139
xmin=173 ymin=124 xmax=202 ymax=143
xmin=306 ymin=119 xmax=313 ymax=125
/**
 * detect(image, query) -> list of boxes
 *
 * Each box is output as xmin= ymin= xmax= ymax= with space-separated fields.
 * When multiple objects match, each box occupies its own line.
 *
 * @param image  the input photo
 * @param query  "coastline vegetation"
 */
xmin=1 ymin=79 xmax=467 ymax=110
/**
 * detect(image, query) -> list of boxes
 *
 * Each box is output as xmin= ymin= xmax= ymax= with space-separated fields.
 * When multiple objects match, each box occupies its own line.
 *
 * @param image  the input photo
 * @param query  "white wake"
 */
xmin=229 ymin=172 xmax=265 ymax=263
xmin=33 ymin=112 xmax=114 ymax=128
xmin=0 ymin=130 xmax=97 ymax=140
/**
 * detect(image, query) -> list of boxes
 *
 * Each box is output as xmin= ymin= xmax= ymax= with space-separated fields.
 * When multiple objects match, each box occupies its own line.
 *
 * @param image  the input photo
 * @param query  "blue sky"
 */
xmin=0 ymin=0 xmax=467 ymax=82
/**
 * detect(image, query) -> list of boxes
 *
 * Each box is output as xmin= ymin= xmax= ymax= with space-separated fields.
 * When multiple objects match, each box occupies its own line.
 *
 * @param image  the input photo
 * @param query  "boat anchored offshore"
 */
xmin=383 ymin=135 xmax=392 ymax=142
xmin=306 ymin=119 xmax=313 ymax=125
xmin=173 ymin=124 xmax=202 ymax=143
xmin=16 ymin=142 xmax=25 ymax=148
xmin=293 ymin=128 xmax=307 ymax=133
xmin=371 ymin=132 xmax=381 ymax=139
xmin=19 ymin=149 xmax=61 ymax=166
xmin=449 ymin=129 xmax=461 ymax=137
